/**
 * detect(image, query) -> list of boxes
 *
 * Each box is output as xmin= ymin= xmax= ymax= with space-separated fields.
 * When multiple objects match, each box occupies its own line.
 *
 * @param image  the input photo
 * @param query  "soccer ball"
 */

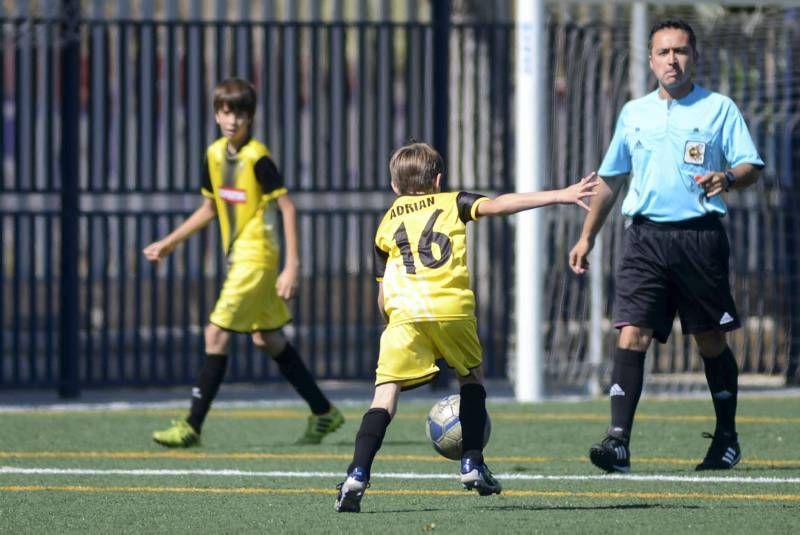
xmin=425 ymin=394 xmax=491 ymax=460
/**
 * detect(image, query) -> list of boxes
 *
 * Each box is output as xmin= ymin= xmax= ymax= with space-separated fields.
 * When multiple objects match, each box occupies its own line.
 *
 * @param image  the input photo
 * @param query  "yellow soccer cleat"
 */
xmin=295 ymin=406 xmax=345 ymax=445
xmin=152 ymin=420 xmax=200 ymax=448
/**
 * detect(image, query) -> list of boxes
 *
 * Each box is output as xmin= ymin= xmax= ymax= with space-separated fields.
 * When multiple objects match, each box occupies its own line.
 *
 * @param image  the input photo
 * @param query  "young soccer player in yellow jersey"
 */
xmin=143 ymin=78 xmax=343 ymax=447
xmin=335 ymin=142 xmax=598 ymax=512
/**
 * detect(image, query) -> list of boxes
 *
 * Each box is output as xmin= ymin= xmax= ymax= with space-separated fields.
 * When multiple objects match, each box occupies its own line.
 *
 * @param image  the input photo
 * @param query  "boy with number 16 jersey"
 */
xmin=334 ymin=142 xmax=598 ymax=513
xmin=379 ymin=192 xmax=479 ymax=325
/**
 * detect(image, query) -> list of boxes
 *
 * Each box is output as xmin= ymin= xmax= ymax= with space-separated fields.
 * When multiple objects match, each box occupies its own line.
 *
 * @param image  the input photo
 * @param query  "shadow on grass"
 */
xmin=265 ymin=439 xmax=431 ymax=448
xmin=367 ymin=503 xmax=704 ymax=514
xmin=358 ymin=508 xmax=448 ymax=514
xmin=483 ymin=503 xmax=705 ymax=512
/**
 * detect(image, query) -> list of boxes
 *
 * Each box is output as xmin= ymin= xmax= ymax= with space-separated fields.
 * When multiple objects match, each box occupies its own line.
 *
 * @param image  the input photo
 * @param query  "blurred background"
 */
xmin=1 ymin=0 xmax=798 ymax=398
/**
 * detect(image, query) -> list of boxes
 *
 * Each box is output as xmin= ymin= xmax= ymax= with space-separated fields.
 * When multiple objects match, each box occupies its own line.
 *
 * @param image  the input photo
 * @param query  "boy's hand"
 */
xmin=276 ymin=264 xmax=299 ymax=300
xmin=559 ymin=172 xmax=599 ymax=211
xmin=142 ymin=240 xmax=176 ymax=264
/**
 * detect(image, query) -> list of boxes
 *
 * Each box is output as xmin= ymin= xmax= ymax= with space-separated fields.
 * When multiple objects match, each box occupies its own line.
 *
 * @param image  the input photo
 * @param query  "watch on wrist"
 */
xmin=723 ymin=170 xmax=736 ymax=192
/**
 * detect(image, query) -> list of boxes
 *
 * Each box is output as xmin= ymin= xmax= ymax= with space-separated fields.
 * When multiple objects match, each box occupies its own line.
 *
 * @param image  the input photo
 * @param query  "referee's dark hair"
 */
xmin=648 ymin=19 xmax=697 ymax=54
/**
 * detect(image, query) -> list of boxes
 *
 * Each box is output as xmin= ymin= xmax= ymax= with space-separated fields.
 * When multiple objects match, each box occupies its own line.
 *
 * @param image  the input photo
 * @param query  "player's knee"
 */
xmin=694 ymin=331 xmax=727 ymax=357
xmin=618 ymin=326 xmax=652 ymax=352
xmin=457 ymin=368 xmax=483 ymax=386
xmin=369 ymin=399 xmax=396 ymax=418
xmin=204 ymin=324 xmax=229 ymax=353
xmin=252 ymin=330 xmax=286 ymax=356
xmin=370 ymin=383 xmax=400 ymax=417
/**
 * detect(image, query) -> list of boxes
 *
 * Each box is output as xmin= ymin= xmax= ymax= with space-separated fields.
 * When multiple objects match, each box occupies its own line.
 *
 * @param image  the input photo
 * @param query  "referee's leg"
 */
xmin=587 ymin=325 xmax=651 ymax=473
xmin=694 ymin=330 xmax=738 ymax=437
xmin=612 ymin=326 xmax=652 ymax=435
xmin=694 ymin=329 xmax=742 ymax=470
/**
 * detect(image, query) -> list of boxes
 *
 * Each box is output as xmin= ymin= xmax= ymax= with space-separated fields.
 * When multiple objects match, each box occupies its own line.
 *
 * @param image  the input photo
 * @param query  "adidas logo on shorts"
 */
xmin=719 ymin=312 xmax=734 ymax=325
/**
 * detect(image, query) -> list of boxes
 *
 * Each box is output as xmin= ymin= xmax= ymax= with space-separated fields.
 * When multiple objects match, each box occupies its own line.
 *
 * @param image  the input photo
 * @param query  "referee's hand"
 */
xmin=569 ymin=237 xmax=593 ymax=275
xmin=694 ymin=172 xmax=727 ymax=197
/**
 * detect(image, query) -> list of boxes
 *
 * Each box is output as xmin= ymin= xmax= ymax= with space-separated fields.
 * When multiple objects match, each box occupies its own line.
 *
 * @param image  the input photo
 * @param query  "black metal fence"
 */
xmin=0 ymin=12 xmax=514 ymax=393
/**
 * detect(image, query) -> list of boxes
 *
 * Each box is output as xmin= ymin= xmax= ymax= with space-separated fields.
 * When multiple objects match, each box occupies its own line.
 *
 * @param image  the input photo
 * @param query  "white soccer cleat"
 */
xmin=335 ymin=467 xmax=369 ymax=513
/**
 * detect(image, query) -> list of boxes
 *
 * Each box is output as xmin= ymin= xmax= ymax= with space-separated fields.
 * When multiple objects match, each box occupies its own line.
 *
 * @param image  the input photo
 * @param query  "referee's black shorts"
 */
xmin=612 ymin=215 xmax=740 ymax=343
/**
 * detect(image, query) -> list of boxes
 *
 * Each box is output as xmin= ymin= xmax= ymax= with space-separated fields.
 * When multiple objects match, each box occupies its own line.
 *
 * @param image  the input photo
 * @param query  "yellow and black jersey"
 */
xmin=201 ymin=137 xmax=287 ymax=267
xmin=374 ymin=191 xmax=488 ymax=325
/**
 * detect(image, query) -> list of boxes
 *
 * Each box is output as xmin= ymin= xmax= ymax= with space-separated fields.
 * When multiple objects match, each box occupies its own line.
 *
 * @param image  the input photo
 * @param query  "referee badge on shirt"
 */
xmin=684 ymin=141 xmax=706 ymax=165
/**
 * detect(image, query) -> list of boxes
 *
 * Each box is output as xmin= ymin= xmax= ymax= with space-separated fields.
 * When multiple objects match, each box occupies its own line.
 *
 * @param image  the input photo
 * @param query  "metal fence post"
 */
xmin=514 ymin=0 xmax=546 ymax=402
xmin=431 ymin=0 xmax=451 ymax=390
xmin=432 ymin=0 xmax=449 ymax=169
xmin=785 ymin=8 xmax=800 ymax=386
xmin=59 ymin=0 xmax=81 ymax=398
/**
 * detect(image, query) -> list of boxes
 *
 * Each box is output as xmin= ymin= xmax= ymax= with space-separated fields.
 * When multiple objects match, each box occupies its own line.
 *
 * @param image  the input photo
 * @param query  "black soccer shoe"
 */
xmin=460 ymin=458 xmax=502 ymax=496
xmin=695 ymin=431 xmax=741 ymax=471
xmin=589 ymin=426 xmax=631 ymax=473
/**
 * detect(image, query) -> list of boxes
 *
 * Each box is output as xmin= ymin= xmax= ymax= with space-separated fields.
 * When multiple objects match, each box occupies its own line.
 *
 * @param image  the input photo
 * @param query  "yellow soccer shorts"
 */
xmin=209 ymin=262 xmax=292 ymax=333
xmin=375 ymin=319 xmax=483 ymax=390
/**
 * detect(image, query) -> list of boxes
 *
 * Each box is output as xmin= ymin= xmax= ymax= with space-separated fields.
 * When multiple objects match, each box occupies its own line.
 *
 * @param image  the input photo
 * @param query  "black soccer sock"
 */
xmin=459 ymin=383 xmax=488 ymax=464
xmin=186 ymin=354 xmax=228 ymax=433
xmin=609 ymin=348 xmax=646 ymax=437
xmin=273 ymin=343 xmax=331 ymax=415
xmin=347 ymin=408 xmax=392 ymax=479
xmin=701 ymin=347 xmax=738 ymax=436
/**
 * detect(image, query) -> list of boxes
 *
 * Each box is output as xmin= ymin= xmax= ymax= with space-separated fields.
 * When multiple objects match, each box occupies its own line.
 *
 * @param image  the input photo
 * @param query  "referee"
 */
xmin=569 ymin=19 xmax=764 ymax=473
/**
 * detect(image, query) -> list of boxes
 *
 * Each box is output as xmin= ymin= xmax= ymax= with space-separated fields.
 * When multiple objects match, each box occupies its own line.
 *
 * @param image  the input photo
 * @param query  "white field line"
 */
xmin=2 ymin=466 xmax=800 ymax=485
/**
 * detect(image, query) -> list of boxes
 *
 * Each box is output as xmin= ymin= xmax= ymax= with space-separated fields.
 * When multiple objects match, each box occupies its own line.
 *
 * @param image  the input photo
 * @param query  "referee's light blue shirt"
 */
xmin=598 ymin=85 xmax=764 ymax=222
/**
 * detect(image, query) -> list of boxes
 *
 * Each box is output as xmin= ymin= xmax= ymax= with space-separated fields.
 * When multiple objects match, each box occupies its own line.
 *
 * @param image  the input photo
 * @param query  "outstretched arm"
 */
xmin=275 ymin=194 xmax=300 ymax=300
xmin=568 ymin=174 xmax=626 ymax=275
xmin=475 ymin=172 xmax=599 ymax=217
xmin=142 ymin=198 xmax=216 ymax=264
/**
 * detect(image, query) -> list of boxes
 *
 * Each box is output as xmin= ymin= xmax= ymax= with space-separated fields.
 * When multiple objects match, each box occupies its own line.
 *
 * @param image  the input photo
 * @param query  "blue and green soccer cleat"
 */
xmin=335 ymin=467 xmax=369 ymax=513
xmin=460 ymin=458 xmax=502 ymax=496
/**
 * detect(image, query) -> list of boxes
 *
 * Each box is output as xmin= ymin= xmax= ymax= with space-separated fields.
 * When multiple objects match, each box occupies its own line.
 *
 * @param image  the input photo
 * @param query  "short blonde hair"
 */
xmin=389 ymin=142 xmax=444 ymax=195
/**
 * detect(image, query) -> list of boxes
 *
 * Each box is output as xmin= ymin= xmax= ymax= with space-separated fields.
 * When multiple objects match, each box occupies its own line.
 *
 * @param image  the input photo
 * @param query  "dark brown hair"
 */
xmin=212 ymin=78 xmax=256 ymax=117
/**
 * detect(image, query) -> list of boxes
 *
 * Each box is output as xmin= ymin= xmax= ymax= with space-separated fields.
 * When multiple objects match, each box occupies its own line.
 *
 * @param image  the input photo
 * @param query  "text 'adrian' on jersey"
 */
xmin=389 ymin=196 xmax=435 ymax=219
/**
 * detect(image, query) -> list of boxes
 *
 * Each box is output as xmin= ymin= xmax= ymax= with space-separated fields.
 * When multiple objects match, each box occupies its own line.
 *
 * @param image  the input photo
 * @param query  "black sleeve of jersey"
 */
xmin=201 ymin=156 xmax=212 ymax=192
xmin=373 ymin=245 xmax=389 ymax=279
xmin=456 ymin=191 xmax=487 ymax=223
xmin=254 ymin=156 xmax=284 ymax=194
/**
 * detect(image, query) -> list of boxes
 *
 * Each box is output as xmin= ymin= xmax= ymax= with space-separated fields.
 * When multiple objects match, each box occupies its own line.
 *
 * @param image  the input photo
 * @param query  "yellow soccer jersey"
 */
xmin=201 ymin=137 xmax=287 ymax=267
xmin=374 ymin=191 xmax=488 ymax=325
